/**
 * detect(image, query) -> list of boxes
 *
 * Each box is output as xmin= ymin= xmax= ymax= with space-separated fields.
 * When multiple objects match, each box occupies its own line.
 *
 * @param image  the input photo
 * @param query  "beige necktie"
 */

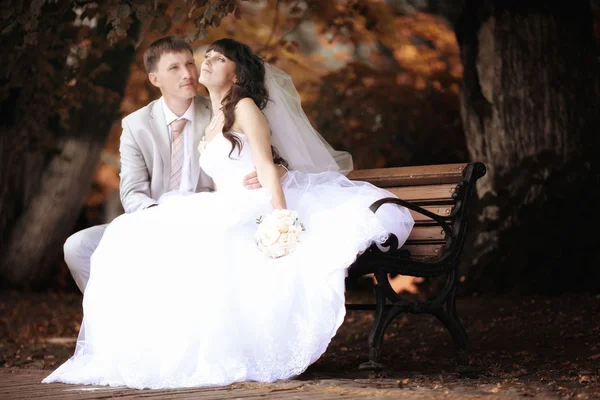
xmin=167 ymin=118 xmax=188 ymax=192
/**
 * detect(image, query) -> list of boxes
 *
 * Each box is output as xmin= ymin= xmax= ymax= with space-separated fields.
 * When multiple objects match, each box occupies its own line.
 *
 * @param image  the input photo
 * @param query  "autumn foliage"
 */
xmin=92 ymin=0 xmax=467 ymax=213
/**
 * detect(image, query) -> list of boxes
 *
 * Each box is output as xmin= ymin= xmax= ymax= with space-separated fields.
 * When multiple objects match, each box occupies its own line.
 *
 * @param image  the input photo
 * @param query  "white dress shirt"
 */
xmin=161 ymin=97 xmax=195 ymax=193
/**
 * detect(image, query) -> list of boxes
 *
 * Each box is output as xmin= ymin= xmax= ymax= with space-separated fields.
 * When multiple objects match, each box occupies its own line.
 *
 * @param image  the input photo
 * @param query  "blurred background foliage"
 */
xmin=90 ymin=0 xmax=468 ymax=212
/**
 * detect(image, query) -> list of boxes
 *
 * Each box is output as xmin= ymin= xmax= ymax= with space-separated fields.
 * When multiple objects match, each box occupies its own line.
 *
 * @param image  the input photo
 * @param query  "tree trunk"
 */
xmin=0 ymin=25 xmax=140 ymax=288
xmin=455 ymin=0 xmax=600 ymax=293
xmin=0 ymin=136 xmax=46 ymax=248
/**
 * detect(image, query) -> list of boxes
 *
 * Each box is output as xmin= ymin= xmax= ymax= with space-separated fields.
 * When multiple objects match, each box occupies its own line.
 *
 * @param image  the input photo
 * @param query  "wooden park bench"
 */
xmin=346 ymin=162 xmax=487 ymax=370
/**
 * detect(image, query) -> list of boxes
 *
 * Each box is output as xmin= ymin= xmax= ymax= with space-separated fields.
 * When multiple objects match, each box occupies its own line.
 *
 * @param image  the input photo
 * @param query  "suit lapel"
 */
xmin=149 ymin=99 xmax=171 ymax=190
xmin=191 ymin=96 xmax=212 ymax=190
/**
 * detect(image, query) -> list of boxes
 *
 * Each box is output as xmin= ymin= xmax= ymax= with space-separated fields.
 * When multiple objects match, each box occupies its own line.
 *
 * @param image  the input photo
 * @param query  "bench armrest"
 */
xmin=369 ymin=197 xmax=453 ymax=239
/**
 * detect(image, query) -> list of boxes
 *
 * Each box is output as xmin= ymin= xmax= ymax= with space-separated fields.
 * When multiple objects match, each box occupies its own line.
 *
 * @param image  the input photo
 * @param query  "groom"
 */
xmin=64 ymin=36 xmax=352 ymax=293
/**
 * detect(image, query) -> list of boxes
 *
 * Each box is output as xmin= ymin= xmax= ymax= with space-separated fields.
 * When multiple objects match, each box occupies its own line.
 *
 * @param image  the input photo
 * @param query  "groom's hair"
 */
xmin=144 ymin=36 xmax=194 ymax=73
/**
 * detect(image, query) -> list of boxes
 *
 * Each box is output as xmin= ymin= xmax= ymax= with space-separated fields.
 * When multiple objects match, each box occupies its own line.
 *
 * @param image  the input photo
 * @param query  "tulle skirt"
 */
xmin=43 ymin=171 xmax=414 ymax=389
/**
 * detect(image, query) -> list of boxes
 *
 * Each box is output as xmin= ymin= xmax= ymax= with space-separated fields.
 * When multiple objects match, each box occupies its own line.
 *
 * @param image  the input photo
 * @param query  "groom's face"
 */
xmin=149 ymin=51 xmax=198 ymax=101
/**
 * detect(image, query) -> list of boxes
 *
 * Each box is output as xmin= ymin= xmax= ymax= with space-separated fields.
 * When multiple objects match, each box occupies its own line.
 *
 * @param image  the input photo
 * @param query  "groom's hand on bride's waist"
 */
xmin=243 ymin=165 xmax=288 ymax=190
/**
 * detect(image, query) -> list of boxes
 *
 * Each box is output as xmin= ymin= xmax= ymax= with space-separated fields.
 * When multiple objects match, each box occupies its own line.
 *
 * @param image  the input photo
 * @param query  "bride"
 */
xmin=43 ymin=38 xmax=414 ymax=389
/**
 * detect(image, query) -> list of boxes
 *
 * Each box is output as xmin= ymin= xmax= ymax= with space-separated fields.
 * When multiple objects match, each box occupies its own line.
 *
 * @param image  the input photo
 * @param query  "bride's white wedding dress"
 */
xmin=43 ymin=132 xmax=414 ymax=389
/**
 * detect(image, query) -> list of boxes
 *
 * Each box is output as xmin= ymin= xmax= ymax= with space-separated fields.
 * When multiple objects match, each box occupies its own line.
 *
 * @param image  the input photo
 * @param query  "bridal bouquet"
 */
xmin=255 ymin=209 xmax=305 ymax=258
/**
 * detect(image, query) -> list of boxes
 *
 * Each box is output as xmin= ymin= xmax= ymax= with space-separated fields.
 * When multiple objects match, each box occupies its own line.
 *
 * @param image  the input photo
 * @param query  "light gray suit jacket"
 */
xmin=119 ymin=95 xmax=214 ymax=214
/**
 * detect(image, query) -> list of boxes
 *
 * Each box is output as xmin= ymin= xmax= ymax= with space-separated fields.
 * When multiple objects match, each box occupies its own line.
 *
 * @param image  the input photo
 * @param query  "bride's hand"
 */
xmin=243 ymin=165 xmax=288 ymax=190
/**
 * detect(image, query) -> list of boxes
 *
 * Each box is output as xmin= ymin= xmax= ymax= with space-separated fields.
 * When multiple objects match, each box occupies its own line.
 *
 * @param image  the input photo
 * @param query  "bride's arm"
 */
xmin=235 ymin=98 xmax=287 ymax=210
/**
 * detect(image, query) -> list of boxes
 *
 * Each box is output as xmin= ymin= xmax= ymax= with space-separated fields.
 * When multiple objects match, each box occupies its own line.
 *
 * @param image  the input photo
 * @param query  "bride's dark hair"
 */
xmin=206 ymin=38 xmax=268 ymax=158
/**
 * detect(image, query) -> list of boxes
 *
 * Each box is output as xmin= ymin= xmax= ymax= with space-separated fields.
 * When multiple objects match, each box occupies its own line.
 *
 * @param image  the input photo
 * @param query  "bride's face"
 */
xmin=198 ymin=50 xmax=237 ymax=89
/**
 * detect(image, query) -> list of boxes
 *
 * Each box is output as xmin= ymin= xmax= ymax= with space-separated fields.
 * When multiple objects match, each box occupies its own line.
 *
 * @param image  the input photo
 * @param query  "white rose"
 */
xmin=293 ymin=231 xmax=302 ymax=242
xmin=277 ymin=222 xmax=289 ymax=233
xmin=286 ymin=237 xmax=298 ymax=252
xmin=269 ymin=243 xmax=286 ymax=258
xmin=282 ymin=217 xmax=294 ymax=226
xmin=261 ymin=229 xmax=280 ymax=246
xmin=277 ymin=233 xmax=290 ymax=246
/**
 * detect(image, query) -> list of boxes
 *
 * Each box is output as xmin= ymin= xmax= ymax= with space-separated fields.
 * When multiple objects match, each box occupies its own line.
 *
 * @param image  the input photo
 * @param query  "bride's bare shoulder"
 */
xmin=234 ymin=97 xmax=260 ymax=114
xmin=234 ymin=97 xmax=267 ymax=130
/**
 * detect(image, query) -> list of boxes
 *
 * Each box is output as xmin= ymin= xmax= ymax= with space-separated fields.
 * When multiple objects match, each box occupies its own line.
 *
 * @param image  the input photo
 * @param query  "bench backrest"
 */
xmin=347 ymin=162 xmax=486 ymax=260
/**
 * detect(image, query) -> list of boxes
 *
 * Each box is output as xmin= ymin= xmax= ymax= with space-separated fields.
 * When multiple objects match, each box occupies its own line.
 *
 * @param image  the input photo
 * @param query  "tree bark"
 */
xmin=0 ymin=137 xmax=45 ymax=248
xmin=0 ymin=24 xmax=140 ymax=288
xmin=456 ymin=0 xmax=600 ymax=293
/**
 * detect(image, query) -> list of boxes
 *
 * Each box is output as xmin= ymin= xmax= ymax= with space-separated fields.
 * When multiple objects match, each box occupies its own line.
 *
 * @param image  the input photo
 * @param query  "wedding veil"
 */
xmin=262 ymin=63 xmax=353 ymax=174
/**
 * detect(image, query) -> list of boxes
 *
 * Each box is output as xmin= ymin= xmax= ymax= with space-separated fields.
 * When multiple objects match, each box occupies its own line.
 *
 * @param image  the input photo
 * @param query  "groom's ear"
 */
xmin=148 ymin=72 xmax=160 ymax=88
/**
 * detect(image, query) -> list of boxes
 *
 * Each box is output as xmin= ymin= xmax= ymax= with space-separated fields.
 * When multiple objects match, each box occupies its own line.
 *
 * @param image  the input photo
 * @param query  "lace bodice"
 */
xmin=199 ymin=132 xmax=256 ymax=191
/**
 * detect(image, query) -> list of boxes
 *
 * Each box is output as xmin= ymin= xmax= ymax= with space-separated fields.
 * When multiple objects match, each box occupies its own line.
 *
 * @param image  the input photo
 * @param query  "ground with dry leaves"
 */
xmin=1 ymin=288 xmax=599 ymax=398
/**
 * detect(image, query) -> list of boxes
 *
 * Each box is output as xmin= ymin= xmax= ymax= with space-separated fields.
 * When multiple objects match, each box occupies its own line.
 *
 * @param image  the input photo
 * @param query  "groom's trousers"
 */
xmin=63 ymin=224 xmax=108 ymax=293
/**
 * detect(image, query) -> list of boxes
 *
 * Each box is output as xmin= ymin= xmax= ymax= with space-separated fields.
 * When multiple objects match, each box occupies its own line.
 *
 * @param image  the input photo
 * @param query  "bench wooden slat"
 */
xmin=385 ymin=184 xmax=457 ymax=202
xmin=347 ymin=163 xmax=466 ymax=187
xmin=408 ymin=205 xmax=453 ymax=221
xmin=407 ymin=225 xmax=446 ymax=241
xmin=402 ymin=243 xmax=444 ymax=257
